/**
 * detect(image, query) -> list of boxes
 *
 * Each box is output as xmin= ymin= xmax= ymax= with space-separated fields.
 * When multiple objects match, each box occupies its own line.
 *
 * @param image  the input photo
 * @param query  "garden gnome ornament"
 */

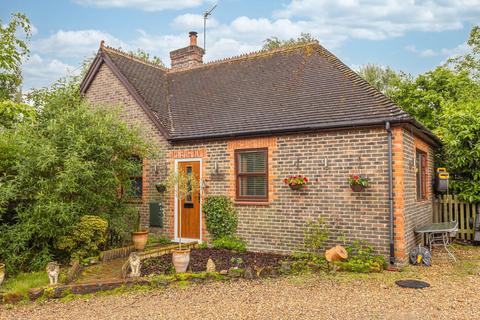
xmin=46 ymin=261 xmax=60 ymax=285
xmin=128 ymin=252 xmax=142 ymax=277
xmin=206 ymin=258 xmax=216 ymax=273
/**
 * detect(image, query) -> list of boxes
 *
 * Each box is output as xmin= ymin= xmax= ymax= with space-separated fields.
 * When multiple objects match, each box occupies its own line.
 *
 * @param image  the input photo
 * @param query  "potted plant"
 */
xmin=164 ymin=170 xmax=200 ymax=273
xmin=283 ymin=175 xmax=309 ymax=190
xmin=155 ymin=181 xmax=167 ymax=193
xmin=0 ymin=263 xmax=5 ymax=286
xmin=348 ymin=175 xmax=369 ymax=192
xmin=131 ymin=211 xmax=148 ymax=250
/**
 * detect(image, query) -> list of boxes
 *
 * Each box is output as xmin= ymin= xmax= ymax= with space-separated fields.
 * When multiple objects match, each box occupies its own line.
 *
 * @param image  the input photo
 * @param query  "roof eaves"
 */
xmin=168 ymin=117 xmax=407 ymax=142
xmin=80 ymin=49 xmax=103 ymax=94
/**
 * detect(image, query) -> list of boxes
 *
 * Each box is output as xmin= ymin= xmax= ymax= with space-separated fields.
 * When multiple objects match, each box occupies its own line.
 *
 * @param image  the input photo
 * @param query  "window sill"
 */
xmin=416 ymin=198 xmax=430 ymax=204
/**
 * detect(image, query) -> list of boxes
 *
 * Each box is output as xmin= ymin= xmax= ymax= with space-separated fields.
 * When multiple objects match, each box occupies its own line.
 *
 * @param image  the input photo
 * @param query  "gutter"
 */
xmin=385 ymin=121 xmax=395 ymax=265
xmin=169 ymin=118 xmax=441 ymax=147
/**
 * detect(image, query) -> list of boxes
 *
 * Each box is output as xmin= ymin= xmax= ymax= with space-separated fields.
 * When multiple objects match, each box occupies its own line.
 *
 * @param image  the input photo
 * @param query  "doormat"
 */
xmin=395 ymin=279 xmax=430 ymax=289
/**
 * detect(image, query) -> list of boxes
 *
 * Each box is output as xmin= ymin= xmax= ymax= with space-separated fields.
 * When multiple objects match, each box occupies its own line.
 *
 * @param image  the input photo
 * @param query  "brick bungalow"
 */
xmin=80 ymin=32 xmax=440 ymax=265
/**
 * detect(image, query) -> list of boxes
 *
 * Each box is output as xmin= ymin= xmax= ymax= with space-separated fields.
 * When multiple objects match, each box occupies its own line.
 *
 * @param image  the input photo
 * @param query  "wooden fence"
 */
xmin=433 ymin=194 xmax=477 ymax=241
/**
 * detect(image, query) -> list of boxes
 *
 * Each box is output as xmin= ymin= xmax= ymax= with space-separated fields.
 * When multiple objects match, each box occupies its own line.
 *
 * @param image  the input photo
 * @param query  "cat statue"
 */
xmin=46 ymin=261 xmax=60 ymax=286
xmin=128 ymin=252 xmax=141 ymax=278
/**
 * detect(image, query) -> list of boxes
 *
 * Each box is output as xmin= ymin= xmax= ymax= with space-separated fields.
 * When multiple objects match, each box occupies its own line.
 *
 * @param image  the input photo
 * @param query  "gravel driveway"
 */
xmin=2 ymin=246 xmax=479 ymax=320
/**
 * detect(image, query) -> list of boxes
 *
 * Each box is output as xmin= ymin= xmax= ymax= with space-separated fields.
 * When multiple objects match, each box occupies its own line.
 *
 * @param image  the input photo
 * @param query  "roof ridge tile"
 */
xmin=167 ymin=41 xmax=320 ymax=74
xmin=102 ymin=44 xmax=169 ymax=72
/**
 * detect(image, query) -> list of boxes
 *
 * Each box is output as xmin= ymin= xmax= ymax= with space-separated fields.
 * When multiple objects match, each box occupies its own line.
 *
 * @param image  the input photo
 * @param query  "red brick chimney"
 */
xmin=170 ymin=31 xmax=204 ymax=69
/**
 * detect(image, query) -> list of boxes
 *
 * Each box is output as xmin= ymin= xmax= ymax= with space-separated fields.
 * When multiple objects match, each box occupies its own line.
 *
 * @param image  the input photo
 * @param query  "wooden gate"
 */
xmin=433 ymin=195 xmax=477 ymax=241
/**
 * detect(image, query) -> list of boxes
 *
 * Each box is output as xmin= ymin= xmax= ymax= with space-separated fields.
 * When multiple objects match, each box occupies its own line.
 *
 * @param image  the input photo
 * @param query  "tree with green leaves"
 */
xmin=0 ymin=100 xmax=36 ymax=129
xmin=0 ymin=13 xmax=32 ymax=102
xmin=129 ymin=49 xmax=164 ymax=67
xmin=436 ymin=98 xmax=480 ymax=202
xmin=262 ymin=33 xmax=316 ymax=50
xmin=387 ymin=67 xmax=478 ymax=129
xmin=0 ymin=80 xmax=157 ymax=274
xmin=356 ymin=64 xmax=399 ymax=95
xmin=448 ymin=25 xmax=480 ymax=80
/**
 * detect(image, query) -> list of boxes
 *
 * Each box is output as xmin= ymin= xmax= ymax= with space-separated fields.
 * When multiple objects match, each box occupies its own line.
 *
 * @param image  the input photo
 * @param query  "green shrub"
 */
xmin=0 ymin=84 xmax=156 ymax=274
xmin=334 ymin=240 xmax=387 ymax=273
xmin=203 ymin=196 xmax=238 ymax=240
xmin=146 ymin=235 xmax=171 ymax=246
xmin=56 ymin=215 xmax=108 ymax=262
xmin=303 ymin=217 xmax=329 ymax=254
xmin=212 ymin=236 xmax=246 ymax=253
xmin=288 ymin=252 xmax=328 ymax=274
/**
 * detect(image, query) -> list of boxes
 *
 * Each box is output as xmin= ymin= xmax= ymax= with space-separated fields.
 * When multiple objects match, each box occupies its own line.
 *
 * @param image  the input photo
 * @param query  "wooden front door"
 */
xmin=177 ymin=161 xmax=201 ymax=240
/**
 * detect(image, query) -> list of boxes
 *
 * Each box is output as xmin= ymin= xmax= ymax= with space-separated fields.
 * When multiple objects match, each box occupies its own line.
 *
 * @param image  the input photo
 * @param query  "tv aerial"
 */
xmin=203 ymin=4 xmax=217 ymax=53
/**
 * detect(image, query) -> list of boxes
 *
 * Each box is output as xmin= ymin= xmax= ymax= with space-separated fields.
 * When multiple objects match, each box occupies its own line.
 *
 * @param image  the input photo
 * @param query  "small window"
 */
xmin=235 ymin=149 xmax=268 ymax=202
xmin=185 ymin=166 xmax=193 ymax=203
xmin=416 ymin=150 xmax=427 ymax=200
xmin=127 ymin=156 xmax=143 ymax=199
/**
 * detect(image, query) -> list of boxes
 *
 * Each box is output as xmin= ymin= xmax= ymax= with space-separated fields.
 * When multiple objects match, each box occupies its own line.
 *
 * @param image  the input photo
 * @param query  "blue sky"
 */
xmin=1 ymin=0 xmax=478 ymax=91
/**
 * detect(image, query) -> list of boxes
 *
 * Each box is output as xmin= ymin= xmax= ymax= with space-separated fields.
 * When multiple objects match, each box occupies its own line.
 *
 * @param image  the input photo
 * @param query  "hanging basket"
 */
xmin=289 ymin=184 xmax=305 ymax=191
xmin=350 ymin=184 xmax=366 ymax=192
xmin=155 ymin=183 xmax=167 ymax=193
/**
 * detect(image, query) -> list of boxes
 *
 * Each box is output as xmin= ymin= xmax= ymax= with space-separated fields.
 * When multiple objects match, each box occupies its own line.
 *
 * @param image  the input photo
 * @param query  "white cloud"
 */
xmin=73 ymin=0 xmax=210 ymax=11
xmin=22 ymin=0 xmax=479 ymax=90
xmin=171 ymin=13 xmax=218 ymax=30
xmin=32 ymin=30 xmax=127 ymax=58
xmin=30 ymin=23 xmax=38 ymax=36
xmin=405 ymin=43 xmax=470 ymax=58
xmin=22 ymin=54 xmax=79 ymax=91
xmin=274 ymin=0 xmax=480 ymax=42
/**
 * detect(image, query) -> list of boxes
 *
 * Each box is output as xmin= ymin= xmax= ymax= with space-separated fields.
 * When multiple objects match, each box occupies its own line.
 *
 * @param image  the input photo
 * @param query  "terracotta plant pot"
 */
xmin=0 ymin=263 xmax=5 ymax=286
xmin=289 ymin=184 xmax=305 ymax=191
xmin=350 ymin=184 xmax=366 ymax=192
xmin=172 ymin=249 xmax=191 ymax=273
xmin=325 ymin=245 xmax=348 ymax=262
xmin=131 ymin=231 xmax=149 ymax=250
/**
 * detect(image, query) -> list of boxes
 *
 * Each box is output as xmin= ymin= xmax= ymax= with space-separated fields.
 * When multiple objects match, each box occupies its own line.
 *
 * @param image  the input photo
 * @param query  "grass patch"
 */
xmin=1 ymin=272 xmax=49 ymax=295
xmin=147 ymin=235 xmax=171 ymax=247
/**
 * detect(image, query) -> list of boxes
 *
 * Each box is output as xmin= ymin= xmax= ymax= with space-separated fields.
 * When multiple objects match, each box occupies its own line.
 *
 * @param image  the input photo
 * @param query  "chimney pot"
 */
xmin=189 ymin=31 xmax=198 ymax=46
xmin=170 ymin=31 xmax=204 ymax=69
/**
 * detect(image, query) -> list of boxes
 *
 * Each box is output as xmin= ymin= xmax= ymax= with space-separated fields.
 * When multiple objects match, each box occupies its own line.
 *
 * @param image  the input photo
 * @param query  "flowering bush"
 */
xmin=284 ymin=175 xmax=309 ymax=189
xmin=348 ymin=175 xmax=369 ymax=187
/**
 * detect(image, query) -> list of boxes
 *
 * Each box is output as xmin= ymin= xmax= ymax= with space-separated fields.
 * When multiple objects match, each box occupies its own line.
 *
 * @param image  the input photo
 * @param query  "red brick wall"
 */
xmin=170 ymin=129 xmax=394 ymax=256
xmin=392 ymin=127 xmax=434 ymax=263
xmin=85 ymin=61 xmax=435 ymax=262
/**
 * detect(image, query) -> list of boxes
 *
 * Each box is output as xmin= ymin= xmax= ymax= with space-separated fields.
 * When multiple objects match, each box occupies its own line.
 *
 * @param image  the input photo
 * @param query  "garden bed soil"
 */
xmin=142 ymin=248 xmax=287 ymax=276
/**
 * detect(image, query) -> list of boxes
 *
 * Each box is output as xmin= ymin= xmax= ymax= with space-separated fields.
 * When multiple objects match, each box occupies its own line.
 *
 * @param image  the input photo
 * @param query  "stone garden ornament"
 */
xmin=128 ymin=252 xmax=141 ymax=277
xmin=46 ymin=261 xmax=60 ymax=285
xmin=206 ymin=258 xmax=216 ymax=273
xmin=0 ymin=263 xmax=5 ymax=286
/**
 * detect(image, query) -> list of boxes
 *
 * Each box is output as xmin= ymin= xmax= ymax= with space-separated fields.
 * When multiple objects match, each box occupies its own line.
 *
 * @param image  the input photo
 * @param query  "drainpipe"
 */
xmin=386 ymin=121 xmax=395 ymax=265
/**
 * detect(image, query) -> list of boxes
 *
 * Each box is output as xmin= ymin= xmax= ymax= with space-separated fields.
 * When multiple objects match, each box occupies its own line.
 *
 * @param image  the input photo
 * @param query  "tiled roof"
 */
xmin=82 ymin=42 xmax=437 ymax=143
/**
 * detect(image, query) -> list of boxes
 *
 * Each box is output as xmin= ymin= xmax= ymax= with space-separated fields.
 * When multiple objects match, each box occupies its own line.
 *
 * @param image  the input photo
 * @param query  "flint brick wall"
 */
xmin=84 ymin=63 xmax=172 ymax=237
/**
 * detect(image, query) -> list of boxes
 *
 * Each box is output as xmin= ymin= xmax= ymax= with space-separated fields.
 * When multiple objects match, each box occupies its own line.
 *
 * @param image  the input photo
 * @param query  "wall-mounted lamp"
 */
xmin=214 ymin=161 xmax=219 ymax=175
xmin=295 ymin=158 xmax=300 ymax=170
xmin=320 ymin=158 xmax=328 ymax=167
